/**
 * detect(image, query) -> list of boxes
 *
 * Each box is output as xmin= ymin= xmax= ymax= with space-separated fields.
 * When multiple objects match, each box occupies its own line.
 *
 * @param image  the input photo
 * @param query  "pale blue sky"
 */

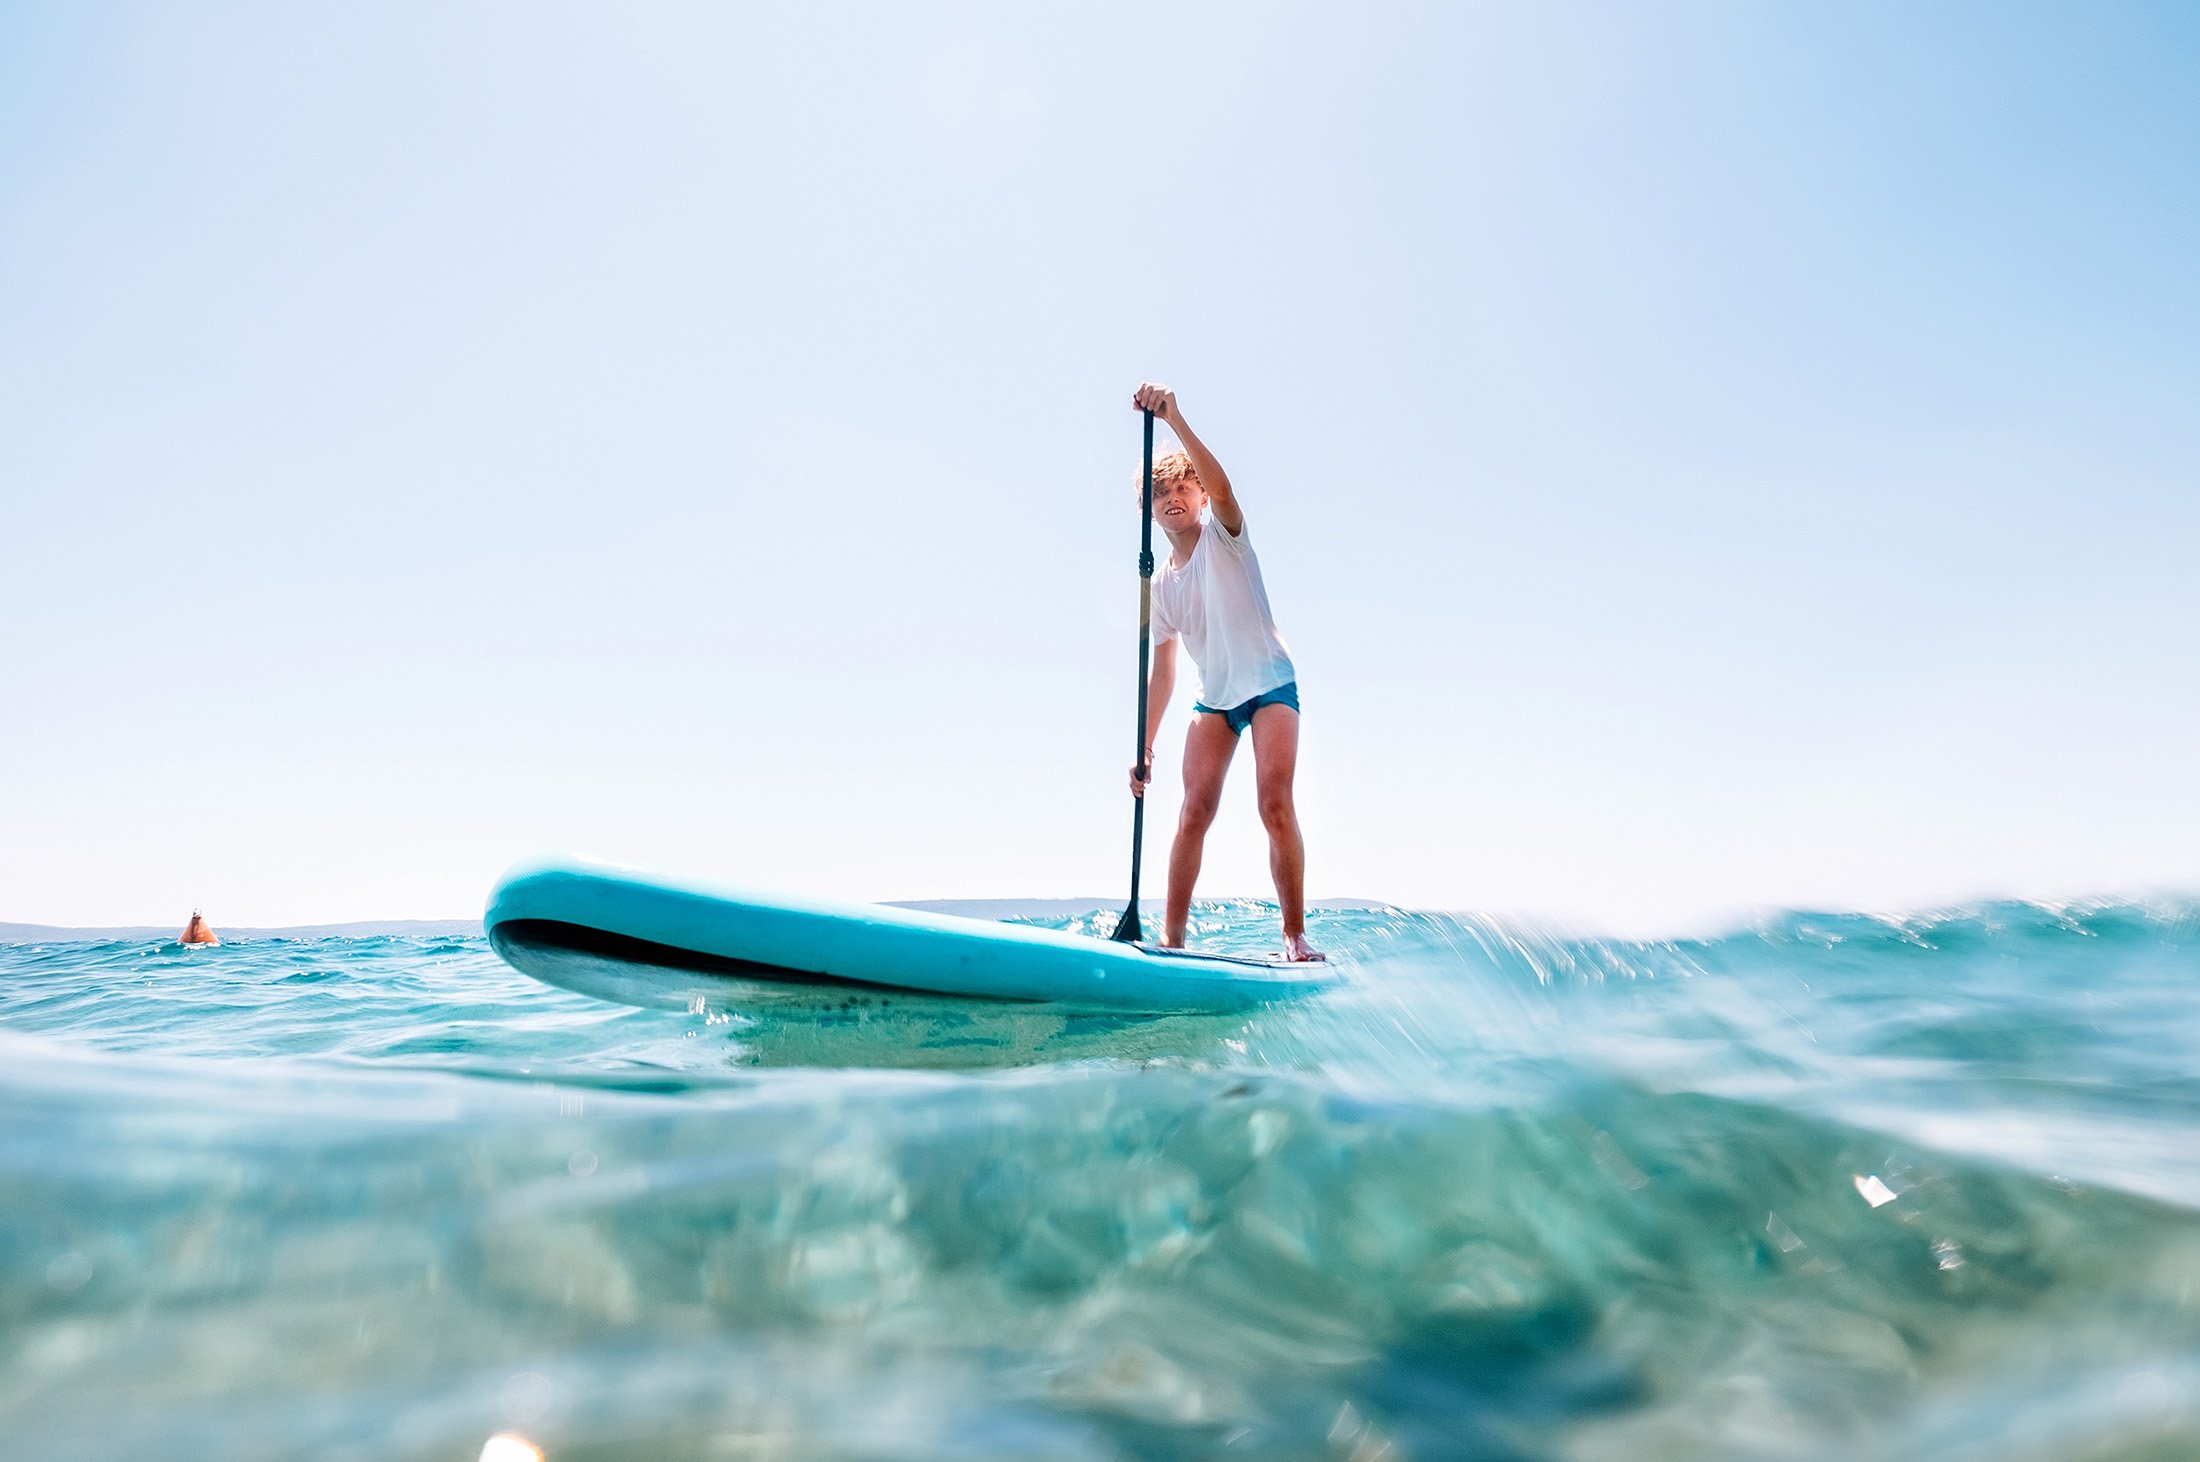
xmin=4 ymin=3 xmax=2195 ymax=930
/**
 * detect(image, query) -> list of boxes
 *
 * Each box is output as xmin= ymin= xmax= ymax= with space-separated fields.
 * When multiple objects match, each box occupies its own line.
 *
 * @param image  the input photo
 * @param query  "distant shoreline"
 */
xmin=0 ymin=898 xmax=1394 ymax=945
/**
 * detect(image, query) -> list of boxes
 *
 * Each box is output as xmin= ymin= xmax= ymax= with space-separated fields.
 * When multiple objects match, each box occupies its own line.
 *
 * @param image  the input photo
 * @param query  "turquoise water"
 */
xmin=4 ymin=898 xmax=2199 ymax=1460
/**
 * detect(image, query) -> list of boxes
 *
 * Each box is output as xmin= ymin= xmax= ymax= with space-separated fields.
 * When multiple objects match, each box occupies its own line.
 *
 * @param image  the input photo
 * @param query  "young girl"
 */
xmin=1127 ymin=382 xmax=1323 ymax=962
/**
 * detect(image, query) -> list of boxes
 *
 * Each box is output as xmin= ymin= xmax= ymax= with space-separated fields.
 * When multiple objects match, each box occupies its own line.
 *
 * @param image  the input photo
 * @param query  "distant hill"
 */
xmin=1 ymin=898 xmax=1393 ymax=944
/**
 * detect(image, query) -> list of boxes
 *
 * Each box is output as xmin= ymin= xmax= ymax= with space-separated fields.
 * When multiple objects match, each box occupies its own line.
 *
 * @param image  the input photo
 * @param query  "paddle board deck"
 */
xmin=486 ymin=857 xmax=1336 ymax=1014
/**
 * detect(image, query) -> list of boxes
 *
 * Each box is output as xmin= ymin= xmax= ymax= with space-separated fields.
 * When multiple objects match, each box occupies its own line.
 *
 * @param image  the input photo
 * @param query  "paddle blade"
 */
xmin=1110 ymin=906 xmax=1142 ymax=943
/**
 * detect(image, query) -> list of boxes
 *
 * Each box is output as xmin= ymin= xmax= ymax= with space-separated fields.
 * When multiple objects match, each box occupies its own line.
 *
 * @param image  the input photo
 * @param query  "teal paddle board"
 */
xmin=486 ymin=857 xmax=1336 ymax=1014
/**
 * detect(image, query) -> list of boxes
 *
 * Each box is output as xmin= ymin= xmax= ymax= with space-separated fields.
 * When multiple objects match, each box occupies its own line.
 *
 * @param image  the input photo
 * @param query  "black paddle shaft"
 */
xmin=1112 ymin=409 xmax=1157 ymax=943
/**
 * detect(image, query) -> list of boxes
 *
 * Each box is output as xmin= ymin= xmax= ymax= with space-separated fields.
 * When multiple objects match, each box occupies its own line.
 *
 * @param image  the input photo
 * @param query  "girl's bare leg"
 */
xmin=1250 ymin=704 xmax=1324 ymax=961
xmin=1164 ymin=712 xmax=1240 ymax=947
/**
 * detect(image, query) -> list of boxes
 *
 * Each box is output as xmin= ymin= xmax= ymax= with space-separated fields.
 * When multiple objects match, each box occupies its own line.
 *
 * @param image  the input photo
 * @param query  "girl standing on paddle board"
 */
xmin=1126 ymin=383 xmax=1325 ymax=963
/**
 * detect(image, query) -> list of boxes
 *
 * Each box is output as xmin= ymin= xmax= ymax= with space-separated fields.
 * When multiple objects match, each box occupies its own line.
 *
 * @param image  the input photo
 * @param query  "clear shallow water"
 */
xmin=4 ymin=899 xmax=2199 ymax=1460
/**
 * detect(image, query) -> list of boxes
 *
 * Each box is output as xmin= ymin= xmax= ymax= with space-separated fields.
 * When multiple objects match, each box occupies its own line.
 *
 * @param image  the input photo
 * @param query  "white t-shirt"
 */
xmin=1151 ymin=512 xmax=1296 ymax=710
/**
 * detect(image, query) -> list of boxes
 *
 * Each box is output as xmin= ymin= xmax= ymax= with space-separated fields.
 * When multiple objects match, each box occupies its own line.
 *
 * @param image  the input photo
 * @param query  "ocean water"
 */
xmin=4 ymin=898 xmax=2199 ymax=1461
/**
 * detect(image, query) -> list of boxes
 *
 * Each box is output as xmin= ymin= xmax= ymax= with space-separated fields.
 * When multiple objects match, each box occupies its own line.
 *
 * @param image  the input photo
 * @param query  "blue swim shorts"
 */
xmin=1193 ymin=680 xmax=1300 ymax=736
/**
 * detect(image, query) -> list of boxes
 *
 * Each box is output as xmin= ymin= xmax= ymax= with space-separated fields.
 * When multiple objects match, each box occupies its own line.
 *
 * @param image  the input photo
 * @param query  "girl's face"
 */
xmin=1152 ymin=472 xmax=1206 ymax=528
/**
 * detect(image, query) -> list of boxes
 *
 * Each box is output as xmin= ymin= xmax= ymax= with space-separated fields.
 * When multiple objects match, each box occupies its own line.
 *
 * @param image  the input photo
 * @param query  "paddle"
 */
xmin=1112 ymin=408 xmax=1158 ymax=943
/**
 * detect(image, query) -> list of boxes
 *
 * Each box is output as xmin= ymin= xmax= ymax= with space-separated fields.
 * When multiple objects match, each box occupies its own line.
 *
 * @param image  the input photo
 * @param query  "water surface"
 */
xmin=4 ymin=898 xmax=2198 ymax=1459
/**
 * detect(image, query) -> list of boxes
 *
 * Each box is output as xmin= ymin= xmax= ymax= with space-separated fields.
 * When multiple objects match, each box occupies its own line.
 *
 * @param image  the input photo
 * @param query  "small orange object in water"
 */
xmin=180 ymin=911 xmax=219 ymax=947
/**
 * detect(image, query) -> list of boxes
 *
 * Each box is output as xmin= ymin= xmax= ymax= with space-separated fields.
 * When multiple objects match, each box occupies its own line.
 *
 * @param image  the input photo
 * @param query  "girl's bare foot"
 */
xmin=1282 ymin=932 xmax=1327 ymax=962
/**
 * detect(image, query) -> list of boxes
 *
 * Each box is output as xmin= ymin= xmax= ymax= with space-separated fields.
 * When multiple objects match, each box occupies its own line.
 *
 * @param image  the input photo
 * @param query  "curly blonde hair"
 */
xmin=1145 ymin=450 xmax=1201 ymax=491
